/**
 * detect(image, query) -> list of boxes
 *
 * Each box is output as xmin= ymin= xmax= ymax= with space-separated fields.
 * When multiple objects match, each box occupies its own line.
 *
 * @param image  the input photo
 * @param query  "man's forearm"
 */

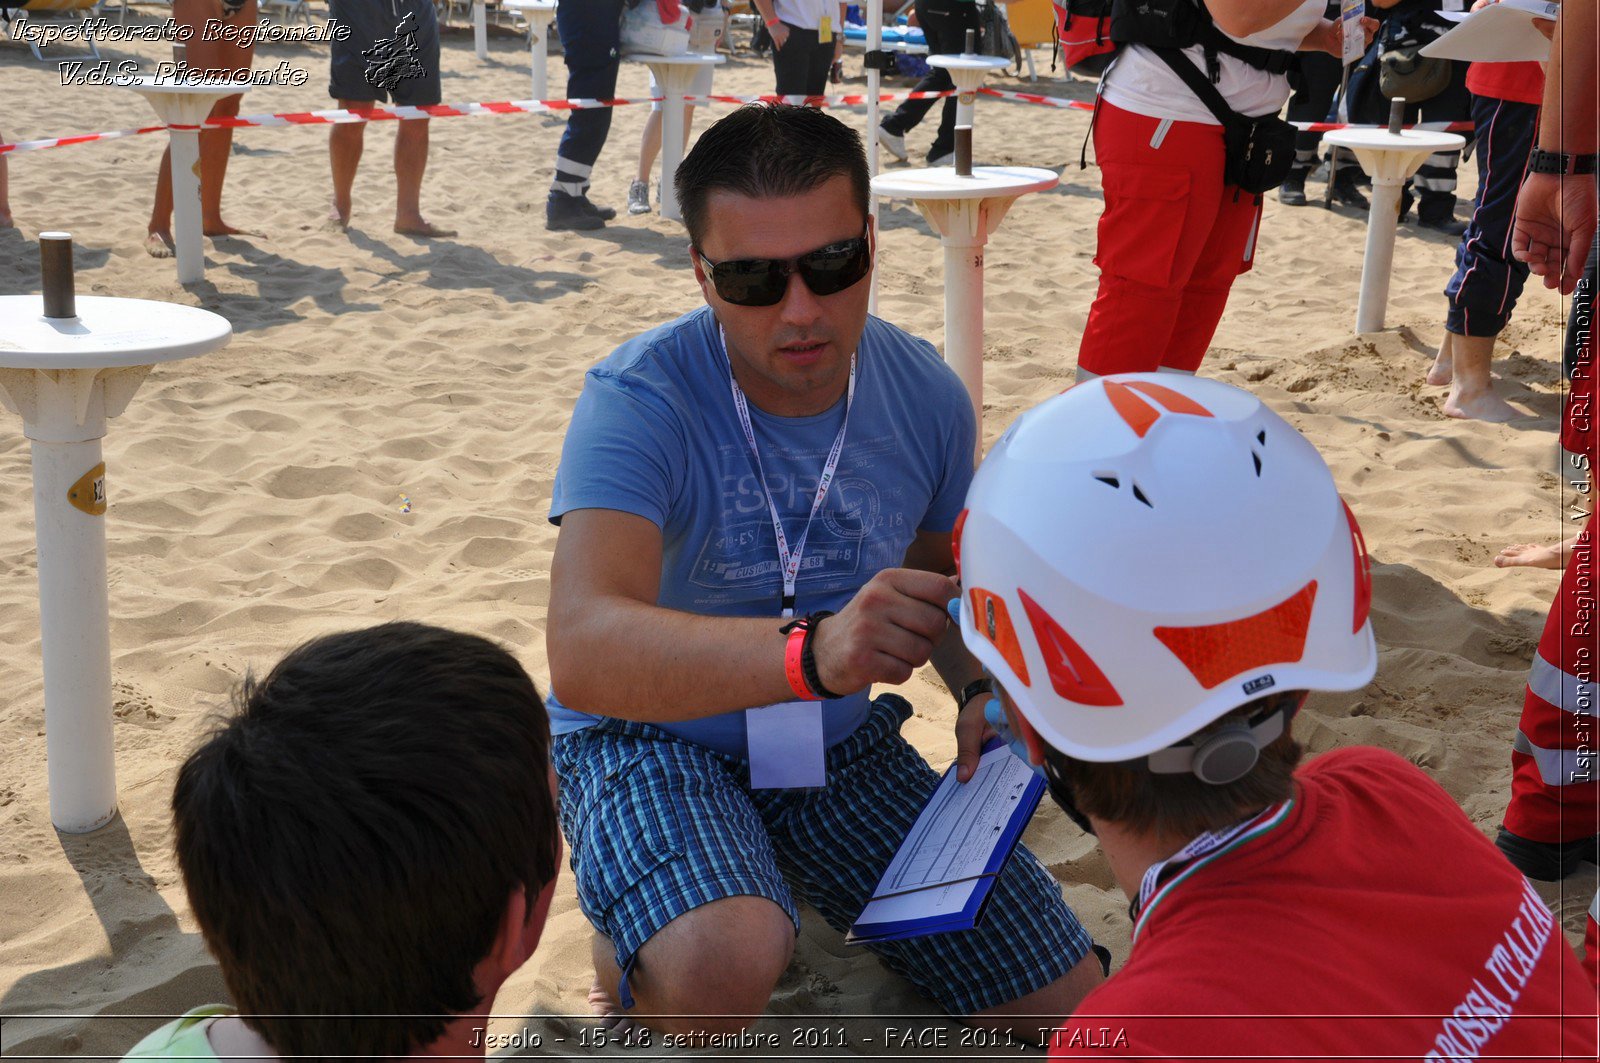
xmin=1543 ymin=1 xmax=1599 ymax=153
xmin=549 ymin=598 xmax=795 ymax=722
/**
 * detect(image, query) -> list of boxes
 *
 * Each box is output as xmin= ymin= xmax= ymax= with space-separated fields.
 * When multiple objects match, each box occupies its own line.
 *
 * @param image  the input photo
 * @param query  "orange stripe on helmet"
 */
xmin=1124 ymin=381 xmax=1215 ymax=418
xmin=969 ymin=588 xmax=1031 ymax=687
xmin=1154 ymin=582 xmax=1319 ymax=690
xmin=1018 ymin=588 xmax=1122 ymax=707
xmin=1102 ymin=380 xmax=1161 ymax=438
xmin=1341 ymin=498 xmax=1372 ymax=634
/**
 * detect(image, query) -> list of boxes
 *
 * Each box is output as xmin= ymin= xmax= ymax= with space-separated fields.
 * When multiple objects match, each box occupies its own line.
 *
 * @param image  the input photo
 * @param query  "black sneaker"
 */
xmin=582 ymin=196 xmax=617 ymax=222
xmin=1331 ymin=171 xmax=1370 ymax=211
xmin=546 ymin=191 xmax=605 ymax=231
xmin=1278 ymin=170 xmax=1308 ymax=207
xmin=1495 ymin=827 xmax=1600 ymax=881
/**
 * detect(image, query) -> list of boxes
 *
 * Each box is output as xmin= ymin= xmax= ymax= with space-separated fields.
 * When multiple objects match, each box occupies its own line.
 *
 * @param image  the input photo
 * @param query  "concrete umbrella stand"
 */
xmin=1322 ymin=101 xmax=1465 ymax=333
xmin=0 ymin=235 xmax=231 ymax=833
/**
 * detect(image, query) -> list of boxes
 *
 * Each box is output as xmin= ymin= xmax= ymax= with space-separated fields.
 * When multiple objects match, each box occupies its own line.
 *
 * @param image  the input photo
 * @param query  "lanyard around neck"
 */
xmin=720 ymin=325 xmax=857 ymax=619
xmin=1130 ymin=798 xmax=1295 ymax=939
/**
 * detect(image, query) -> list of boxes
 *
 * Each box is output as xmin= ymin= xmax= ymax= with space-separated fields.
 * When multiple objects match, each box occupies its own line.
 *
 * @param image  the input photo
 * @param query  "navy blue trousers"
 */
xmin=552 ymin=0 xmax=626 ymax=196
xmin=1444 ymin=95 xmax=1538 ymax=337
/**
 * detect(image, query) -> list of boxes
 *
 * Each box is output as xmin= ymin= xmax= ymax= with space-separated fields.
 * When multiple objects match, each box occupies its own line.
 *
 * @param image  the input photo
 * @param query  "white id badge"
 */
xmin=746 ymin=702 xmax=827 ymax=790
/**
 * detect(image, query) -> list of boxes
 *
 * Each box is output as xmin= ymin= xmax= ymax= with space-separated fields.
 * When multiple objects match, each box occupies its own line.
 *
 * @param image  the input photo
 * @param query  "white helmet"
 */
xmin=956 ymin=374 xmax=1376 ymax=768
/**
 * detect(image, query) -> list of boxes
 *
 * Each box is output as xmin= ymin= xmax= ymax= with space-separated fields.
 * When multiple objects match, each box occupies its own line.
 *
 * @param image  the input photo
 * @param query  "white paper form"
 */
xmin=1423 ymin=0 xmax=1558 ymax=63
xmin=852 ymin=744 xmax=1040 ymax=934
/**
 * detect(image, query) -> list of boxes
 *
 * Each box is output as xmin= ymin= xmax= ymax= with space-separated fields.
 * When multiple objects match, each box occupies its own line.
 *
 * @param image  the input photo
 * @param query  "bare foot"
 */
xmin=144 ymin=230 xmax=175 ymax=258
xmin=327 ymin=201 xmax=350 ymax=230
xmin=1443 ymin=386 xmax=1522 ymax=422
xmin=587 ymin=979 xmax=636 ymax=1038
xmin=1427 ymin=333 xmax=1454 ymax=386
xmin=395 ymin=219 xmax=457 ymax=238
xmin=0 ymin=212 xmax=13 ymax=229
xmin=202 ymin=220 xmax=265 ymax=238
xmin=1495 ymin=542 xmax=1569 ymax=570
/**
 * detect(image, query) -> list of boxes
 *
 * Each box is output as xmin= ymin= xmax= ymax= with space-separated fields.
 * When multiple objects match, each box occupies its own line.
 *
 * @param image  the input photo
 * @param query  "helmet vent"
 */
xmin=1131 ymin=483 xmax=1153 ymax=508
xmin=1256 ymin=429 xmax=1267 ymax=445
xmin=1094 ymin=474 xmax=1120 ymax=489
xmin=1252 ymin=452 xmax=1263 ymax=477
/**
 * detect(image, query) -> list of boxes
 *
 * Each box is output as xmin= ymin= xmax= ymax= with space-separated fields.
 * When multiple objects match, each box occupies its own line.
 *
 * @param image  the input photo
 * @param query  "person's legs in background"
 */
xmin=1075 ymin=105 xmax=1234 ymax=378
xmin=1428 ymin=94 xmax=1536 ymax=420
xmin=1160 ymin=189 xmax=1262 ymax=373
xmin=771 ymin=25 xmax=831 ymax=97
xmin=878 ymin=0 xmax=976 ymax=164
xmin=1410 ymin=63 xmax=1473 ymax=234
xmin=549 ymin=0 xmax=625 ymax=231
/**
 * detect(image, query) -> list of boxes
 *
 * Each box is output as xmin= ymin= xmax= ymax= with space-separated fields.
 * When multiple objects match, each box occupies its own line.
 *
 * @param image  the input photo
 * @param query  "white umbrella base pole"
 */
xmin=475 ymin=1 xmax=488 ymax=59
xmin=943 ymin=237 xmax=984 ymax=462
xmin=531 ymin=29 xmax=547 ymax=99
xmin=660 ymin=89 xmax=686 ymax=220
xmin=32 ymin=437 xmax=117 ymax=834
xmin=1356 ymin=177 xmax=1404 ymax=334
xmin=170 ymin=129 xmax=204 ymax=286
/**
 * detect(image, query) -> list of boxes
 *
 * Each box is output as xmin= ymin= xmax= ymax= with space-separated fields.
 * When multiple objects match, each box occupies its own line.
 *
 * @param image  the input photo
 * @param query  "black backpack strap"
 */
xmin=1151 ymin=45 xmax=1240 ymax=128
xmin=1204 ymin=25 xmax=1297 ymax=75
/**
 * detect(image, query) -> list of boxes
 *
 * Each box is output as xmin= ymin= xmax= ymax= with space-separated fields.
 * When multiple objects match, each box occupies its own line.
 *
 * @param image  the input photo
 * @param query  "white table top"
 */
xmin=629 ymin=52 xmax=726 ymax=66
xmin=927 ymin=54 xmax=1010 ymax=71
xmin=1322 ymin=128 xmax=1466 ymax=154
xmin=872 ymin=165 xmax=1059 ymax=201
xmin=0 ymin=296 xmax=231 ymax=369
xmin=500 ymin=0 xmax=556 ymax=11
xmin=113 ymin=74 xmax=252 ymax=96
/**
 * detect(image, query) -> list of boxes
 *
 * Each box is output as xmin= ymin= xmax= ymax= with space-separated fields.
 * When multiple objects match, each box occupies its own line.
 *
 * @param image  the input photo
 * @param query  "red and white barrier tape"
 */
xmin=0 ymin=85 xmax=1474 ymax=155
xmin=0 ymin=89 xmax=956 ymax=155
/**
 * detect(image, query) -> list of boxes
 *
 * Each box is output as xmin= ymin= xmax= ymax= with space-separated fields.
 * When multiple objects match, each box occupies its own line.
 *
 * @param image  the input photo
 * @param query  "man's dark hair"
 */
xmin=172 ymin=622 xmax=558 ymax=1062
xmin=1049 ymin=691 xmax=1305 ymax=838
xmin=674 ymin=103 xmax=870 ymax=247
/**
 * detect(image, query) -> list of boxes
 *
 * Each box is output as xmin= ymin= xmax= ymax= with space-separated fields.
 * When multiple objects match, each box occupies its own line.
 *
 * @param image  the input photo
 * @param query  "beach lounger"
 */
xmin=4 ymin=0 xmax=103 ymax=59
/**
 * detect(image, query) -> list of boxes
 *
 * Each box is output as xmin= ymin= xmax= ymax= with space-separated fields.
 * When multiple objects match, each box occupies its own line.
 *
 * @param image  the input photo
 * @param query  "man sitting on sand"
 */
xmin=123 ymin=622 xmax=561 ymax=1061
xmin=545 ymin=103 xmax=1104 ymax=1040
xmin=955 ymin=374 xmax=1597 ymax=1058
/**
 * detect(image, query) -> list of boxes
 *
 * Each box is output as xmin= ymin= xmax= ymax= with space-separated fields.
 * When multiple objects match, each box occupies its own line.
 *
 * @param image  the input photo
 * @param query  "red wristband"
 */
xmin=765 ymin=16 xmax=781 ymax=27
xmin=784 ymin=621 xmax=820 ymax=700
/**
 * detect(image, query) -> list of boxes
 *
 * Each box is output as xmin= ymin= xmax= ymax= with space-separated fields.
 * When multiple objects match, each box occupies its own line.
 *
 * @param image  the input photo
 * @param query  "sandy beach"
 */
xmin=1 ymin=7 xmax=1594 ymax=1058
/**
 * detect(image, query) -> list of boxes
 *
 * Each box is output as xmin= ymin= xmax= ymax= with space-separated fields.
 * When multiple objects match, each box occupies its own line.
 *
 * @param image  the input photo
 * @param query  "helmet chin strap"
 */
xmin=1041 ymin=756 xmax=1097 ymax=837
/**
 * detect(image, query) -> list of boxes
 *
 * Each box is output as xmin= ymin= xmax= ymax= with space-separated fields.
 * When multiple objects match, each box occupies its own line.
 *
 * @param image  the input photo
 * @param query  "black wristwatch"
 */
xmin=1528 ymin=148 xmax=1600 ymax=176
xmin=956 ymin=677 xmax=996 ymax=712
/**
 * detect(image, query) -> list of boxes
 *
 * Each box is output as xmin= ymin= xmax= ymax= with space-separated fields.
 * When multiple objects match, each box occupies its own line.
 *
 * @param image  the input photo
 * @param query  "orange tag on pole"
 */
xmin=68 ymin=462 xmax=106 ymax=516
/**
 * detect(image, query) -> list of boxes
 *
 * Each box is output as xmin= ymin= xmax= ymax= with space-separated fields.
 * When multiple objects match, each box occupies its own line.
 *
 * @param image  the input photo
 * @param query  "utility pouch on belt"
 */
xmin=1153 ymin=46 xmax=1297 ymax=195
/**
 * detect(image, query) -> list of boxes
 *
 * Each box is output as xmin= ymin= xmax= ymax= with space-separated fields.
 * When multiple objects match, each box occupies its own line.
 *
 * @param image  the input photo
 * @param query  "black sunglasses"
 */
xmin=695 ymin=229 xmax=872 ymax=307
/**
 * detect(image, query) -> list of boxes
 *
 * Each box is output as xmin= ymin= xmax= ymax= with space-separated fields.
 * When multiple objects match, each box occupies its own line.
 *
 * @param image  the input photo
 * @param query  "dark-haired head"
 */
xmin=172 ymin=622 xmax=559 ymax=1062
xmin=674 ymin=103 xmax=870 ymax=248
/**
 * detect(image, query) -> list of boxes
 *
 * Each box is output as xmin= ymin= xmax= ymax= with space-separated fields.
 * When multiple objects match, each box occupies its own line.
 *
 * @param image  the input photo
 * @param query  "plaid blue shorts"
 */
xmin=552 ymin=694 xmax=1096 ymax=1015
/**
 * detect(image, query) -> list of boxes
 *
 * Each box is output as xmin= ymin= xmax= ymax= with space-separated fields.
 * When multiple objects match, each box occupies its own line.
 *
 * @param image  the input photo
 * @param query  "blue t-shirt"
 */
xmin=547 ymin=306 xmax=975 ymax=756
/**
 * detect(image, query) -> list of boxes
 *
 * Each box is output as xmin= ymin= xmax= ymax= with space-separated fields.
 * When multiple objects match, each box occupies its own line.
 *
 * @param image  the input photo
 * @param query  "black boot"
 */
xmin=1330 ymin=169 xmax=1369 ymax=211
xmin=1418 ymin=191 xmax=1467 ymax=236
xmin=546 ymin=190 xmax=605 ymax=231
xmin=1278 ymin=168 xmax=1308 ymax=206
xmin=1496 ymin=827 xmax=1600 ymax=881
